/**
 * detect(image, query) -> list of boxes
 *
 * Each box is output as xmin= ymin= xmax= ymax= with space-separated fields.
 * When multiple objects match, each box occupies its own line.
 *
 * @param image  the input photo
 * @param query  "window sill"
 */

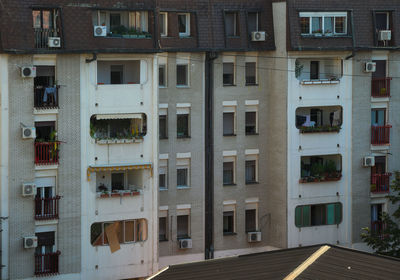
xmin=159 ymin=85 xmax=167 ymax=88
xmin=300 ymin=34 xmax=351 ymax=38
xmin=177 ymin=186 xmax=191 ymax=190
xmin=223 ymin=84 xmax=236 ymax=87
xmin=159 ymin=187 xmax=168 ymax=191
xmin=178 ymin=35 xmax=192 ymax=38
xmin=223 ymin=183 xmax=236 ymax=187
xmin=245 ymin=83 xmax=259 ymax=87
xmin=223 ymin=232 xmax=237 ymax=236
xmin=177 ymin=136 xmax=191 ymax=139
xmin=223 ymin=134 xmax=236 ymax=137
xmin=246 ymin=181 xmax=259 ymax=185
xmin=176 ymin=85 xmax=190 ymax=88
xmin=246 ymin=132 xmax=259 ymax=136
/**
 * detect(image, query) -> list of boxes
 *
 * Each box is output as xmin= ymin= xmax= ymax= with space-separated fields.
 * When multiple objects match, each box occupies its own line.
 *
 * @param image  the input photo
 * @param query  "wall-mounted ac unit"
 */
xmin=94 ymin=26 xmax=107 ymax=37
xmin=364 ymin=62 xmax=376 ymax=73
xmin=21 ymin=127 xmax=36 ymax=139
xmin=363 ymin=156 xmax=375 ymax=167
xmin=48 ymin=37 xmax=61 ymax=48
xmin=247 ymin=232 xmax=262 ymax=243
xmin=178 ymin=238 xmax=192 ymax=249
xmin=24 ymin=236 xmax=38 ymax=249
xmin=21 ymin=66 xmax=36 ymax=78
xmin=251 ymin=31 xmax=266 ymax=41
xmin=378 ymin=30 xmax=392 ymax=41
xmin=22 ymin=183 xmax=36 ymax=196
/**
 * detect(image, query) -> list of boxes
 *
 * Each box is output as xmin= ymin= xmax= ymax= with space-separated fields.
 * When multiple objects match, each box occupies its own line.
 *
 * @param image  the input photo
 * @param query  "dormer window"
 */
xmin=32 ymin=9 xmax=60 ymax=48
xmin=178 ymin=13 xmax=190 ymax=37
xmin=300 ymin=12 xmax=347 ymax=36
xmin=225 ymin=12 xmax=240 ymax=37
xmin=374 ymin=12 xmax=393 ymax=47
xmin=248 ymin=12 xmax=260 ymax=32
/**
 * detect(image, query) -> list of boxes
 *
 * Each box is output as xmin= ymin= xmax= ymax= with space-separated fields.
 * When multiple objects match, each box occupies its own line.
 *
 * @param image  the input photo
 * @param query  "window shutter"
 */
xmin=303 ymin=205 xmax=311 ymax=226
xmin=295 ymin=206 xmax=302 ymax=227
xmin=335 ymin=203 xmax=342 ymax=224
xmin=326 ymin=203 xmax=335 ymax=225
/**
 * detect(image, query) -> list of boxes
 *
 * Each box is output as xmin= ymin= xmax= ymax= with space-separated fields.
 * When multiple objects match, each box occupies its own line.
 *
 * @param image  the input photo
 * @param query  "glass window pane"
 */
xmin=33 ymin=11 xmax=42 ymax=28
xmin=159 ymin=115 xmax=167 ymax=139
xmin=223 ymin=162 xmax=234 ymax=185
xmin=159 ymin=14 xmax=166 ymax=35
xmin=245 ymin=62 xmax=256 ymax=85
xmin=245 ymin=209 xmax=256 ymax=232
xmin=111 ymin=173 xmax=124 ymax=191
xmin=225 ymin=13 xmax=236 ymax=36
xmin=300 ymin=17 xmax=310 ymax=34
xmin=246 ymin=160 xmax=256 ymax=183
xmin=246 ymin=112 xmax=257 ymax=134
xmin=223 ymin=211 xmax=234 ymax=233
xmin=177 ymin=65 xmax=188 ymax=86
xmin=177 ymin=114 xmax=189 ymax=137
xmin=335 ymin=203 xmax=342 ymax=224
xmin=311 ymin=17 xmax=322 ymax=33
xmin=223 ymin=63 xmax=234 ymax=85
xmin=248 ymin=12 xmax=258 ymax=32
xmin=177 ymin=168 xmax=188 ymax=186
xmin=335 ymin=17 xmax=345 ymax=33
xmin=42 ymin=10 xmax=52 ymax=29
xmin=223 ymin=112 xmax=234 ymax=135
xmin=324 ymin=17 xmax=333 ymax=34
xmin=159 ymin=174 xmax=166 ymax=188
xmin=159 ymin=65 xmax=166 ymax=86
xmin=178 ymin=14 xmax=187 ymax=34
xmin=159 ymin=217 xmax=167 ymax=240
xmin=177 ymin=215 xmax=189 ymax=238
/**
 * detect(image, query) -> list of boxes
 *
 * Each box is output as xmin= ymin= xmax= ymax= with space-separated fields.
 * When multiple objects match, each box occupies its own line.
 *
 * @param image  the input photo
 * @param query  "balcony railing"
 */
xmin=35 ymin=196 xmax=60 ymax=220
xmin=34 ymin=87 xmax=59 ymax=109
xmin=35 ymin=142 xmax=61 ymax=165
xmin=34 ymin=28 xmax=57 ymax=49
xmin=35 ymin=251 xmax=60 ymax=276
xmin=372 ymin=77 xmax=391 ymax=98
xmin=371 ymin=173 xmax=392 ymax=193
xmin=371 ymin=125 xmax=391 ymax=145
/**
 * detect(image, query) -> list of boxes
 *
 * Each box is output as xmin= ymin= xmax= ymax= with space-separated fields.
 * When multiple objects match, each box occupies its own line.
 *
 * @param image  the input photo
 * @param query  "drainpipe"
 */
xmin=205 ymin=51 xmax=218 ymax=260
xmin=85 ymin=53 xmax=97 ymax=63
xmin=346 ymin=10 xmax=356 ymax=60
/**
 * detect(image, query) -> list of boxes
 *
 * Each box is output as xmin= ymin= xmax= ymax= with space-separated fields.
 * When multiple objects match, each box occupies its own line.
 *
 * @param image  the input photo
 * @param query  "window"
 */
xmin=223 ymin=63 xmax=235 ymax=85
xmin=177 ymin=106 xmax=190 ymax=138
xmin=295 ymin=203 xmax=342 ymax=227
xmin=159 ymin=114 xmax=168 ymax=139
xmin=91 ymin=219 xmax=148 ymax=246
xmin=245 ymin=160 xmax=257 ymax=184
xmin=371 ymin=108 xmax=386 ymax=126
xmin=245 ymin=103 xmax=258 ymax=135
xmin=177 ymin=157 xmax=190 ymax=188
xmin=300 ymin=12 xmax=347 ymax=36
xmin=225 ymin=12 xmax=239 ymax=37
xmin=176 ymin=64 xmax=189 ymax=86
xmin=248 ymin=12 xmax=260 ymax=32
xmin=110 ymin=65 xmax=123 ymax=84
xmin=111 ymin=173 xmax=124 ymax=191
xmin=245 ymin=62 xmax=256 ymax=85
xmin=159 ymin=12 xmax=168 ymax=36
xmin=223 ymin=156 xmax=236 ymax=185
xmin=128 ymin=11 xmax=149 ymax=33
xmin=110 ymin=13 xmax=121 ymax=32
xmin=245 ymin=202 xmax=258 ymax=232
xmin=35 ymin=231 xmax=55 ymax=255
xmin=159 ymin=64 xmax=167 ymax=87
xmin=375 ymin=12 xmax=389 ymax=31
xmin=177 ymin=208 xmax=190 ymax=239
xmin=159 ymin=159 xmax=168 ymax=190
xmin=159 ymin=210 xmax=168 ymax=241
xmin=178 ymin=13 xmax=190 ymax=37
xmin=33 ymin=9 xmax=55 ymax=29
xmin=223 ymin=113 xmax=235 ymax=136
xmin=223 ymin=203 xmax=236 ymax=234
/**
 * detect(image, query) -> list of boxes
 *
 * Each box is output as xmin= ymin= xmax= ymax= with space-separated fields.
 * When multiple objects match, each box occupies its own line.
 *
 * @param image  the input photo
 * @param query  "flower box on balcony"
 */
xmin=299 ymin=173 xmax=342 ymax=183
xmin=97 ymin=190 xmax=141 ymax=198
xmin=300 ymin=125 xmax=341 ymax=133
xmin=300 ymin=79 xmax=339 ymax=85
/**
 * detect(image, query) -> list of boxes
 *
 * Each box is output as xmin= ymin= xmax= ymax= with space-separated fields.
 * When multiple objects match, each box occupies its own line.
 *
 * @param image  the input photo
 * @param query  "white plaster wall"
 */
xmin=287 ymin=55 xmax=352 ymax=247
xmin=80 ymin=54 xmax=158 ymax=280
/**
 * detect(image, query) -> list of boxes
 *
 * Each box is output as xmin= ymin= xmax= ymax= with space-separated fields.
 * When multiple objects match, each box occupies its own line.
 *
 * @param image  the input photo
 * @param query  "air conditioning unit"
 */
xmin=21 ymin=127 xmax=36 ymax=139
xmin=378 ymin=30 xmax=392 ymax=41
xmin=22 ymin=183 xmax=36 ymax=197
xmin=178 ymin=238 xmax=192 ymax=249
xmin=251 ymin=31 xmax=266 ymax=41
xmin=247 ymin=232 xmax=262 ymax=243
xmin=21 ymin=66 xmax=36 ymax=78
xmin=364 ymin=62 xmax=376 ymax=73
xmin=363 ymin=156 xmax=375 ymax=167
xmin=94 ymin=25 xmax=107 ymax=37
xmin=24 ymin=236 xmax=38 ymax=249
xmin=48 ymin=37 xmax=61 ymax=48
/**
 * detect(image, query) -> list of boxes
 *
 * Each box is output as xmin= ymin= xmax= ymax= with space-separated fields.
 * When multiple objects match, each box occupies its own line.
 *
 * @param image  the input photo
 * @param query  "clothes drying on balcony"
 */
xmin=301 ymin=115 xmax=315 ymax=127
xmin=43 ymin=87 xmax=57 ymax=103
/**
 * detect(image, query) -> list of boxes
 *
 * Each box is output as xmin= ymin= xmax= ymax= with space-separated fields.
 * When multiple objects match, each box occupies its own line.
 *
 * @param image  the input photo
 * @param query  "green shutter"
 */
xmin=303 ymin=205 xmax=311 ymax=226
xmin=295 ymin=206 xmax=302 ymax=227
xmin=335 ymin=203 xmax=342 ymax=224
xmin=327 ymin=204 xmax=335 ymax=225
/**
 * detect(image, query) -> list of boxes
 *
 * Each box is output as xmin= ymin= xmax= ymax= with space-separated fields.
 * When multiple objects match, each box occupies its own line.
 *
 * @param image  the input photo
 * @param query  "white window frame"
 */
xmin=159 ymin=158 xmax=168 ymax=190
xmin=299 ymin=12 xmax=347 ymax=36
xmin=223 ymin=201 xmax=237 ymax=234
xmin=223 ymin=154 xmax=237 ymax=185
xmin=159 ymin=12 xmax=168 ymax=37
xmin=176 ymin=155 xmax=191 ymax=188
xmin=245 ymin=101 xmax=259 ymax=134
xmin=178 ymin=13 xmax=190 ymax=37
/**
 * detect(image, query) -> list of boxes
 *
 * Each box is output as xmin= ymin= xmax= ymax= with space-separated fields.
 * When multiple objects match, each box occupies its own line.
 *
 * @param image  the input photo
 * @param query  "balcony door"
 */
xmin=371 ymin=109 xmax=386 ymax=126
xmin=372 ymin=60 xmax=386 ymax=78
xmin=372 ymin=156 xmax=386 ymax=175
xmin=35 ymin=177 xmax=56 ymax=218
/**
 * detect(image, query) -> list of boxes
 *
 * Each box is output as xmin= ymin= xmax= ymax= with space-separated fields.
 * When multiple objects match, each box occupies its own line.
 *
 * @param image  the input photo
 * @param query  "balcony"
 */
xmin=300 ymin=155 xmax=342 ymax=183
xmin=296 ymin=106 xmax=342 ymax=133
xmin=371 ymin=78 xmax=391 ymax=98
xmin=295 ymin=58 xmax=342 ymax=84
xmin=371 ymin=125 xmax=391 ymax=145
xmin=371 ymin=173 xmax=391 ymax=193
xmin=34 ymin=251 xmax=60 ymax=276
xmin=35 ymin=142 xmax=61 ymax=165
xmin=35 ymin=196 xmax=60 ymax=220
xmin=34 ymin=87 xmax=59 ymax=109
xmin=34 ymin=28 xmax=58 ymax=49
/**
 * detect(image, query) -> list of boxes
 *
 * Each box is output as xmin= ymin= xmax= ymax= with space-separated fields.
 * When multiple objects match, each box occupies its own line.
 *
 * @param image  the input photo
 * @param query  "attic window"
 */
xmin=300 ymin=12 xmax=347 ymax=36
xmin=225 ymin=12 xmax=240 ymax=37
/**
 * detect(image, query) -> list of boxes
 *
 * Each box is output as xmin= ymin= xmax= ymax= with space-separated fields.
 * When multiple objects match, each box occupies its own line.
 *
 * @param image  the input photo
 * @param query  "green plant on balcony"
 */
xmin=295 ymin=60 xmax=304 ymax=78
xmin=300 ymin=125 xmax=341 ymax=133
xmin=380 ymin=87 xmax=387 ymax=95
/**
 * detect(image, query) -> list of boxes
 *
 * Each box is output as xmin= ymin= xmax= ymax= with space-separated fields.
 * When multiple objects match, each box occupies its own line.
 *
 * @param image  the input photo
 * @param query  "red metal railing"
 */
xmin=34 ymin=87 xmax=59 ymax=109
xmin=35 ymin=142 xmax=60 ymax=165
xmin=34 ymin=251 xmax=60 ymax=276
xmin=371 ymin=125 xmax=391 ymax=145
xmin=35 ymin=196 xmax=60 ymax=220
xmin=371 ymin=77 xmax=391 ymax=98
xmin=371 ymin=173 xmax=391 ymax=193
